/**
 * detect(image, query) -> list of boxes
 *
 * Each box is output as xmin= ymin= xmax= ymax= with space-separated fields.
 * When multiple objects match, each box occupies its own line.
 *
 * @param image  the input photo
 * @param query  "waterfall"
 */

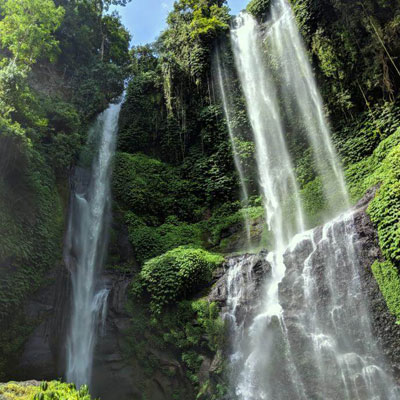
xmin=215 ymin=48 xmax=252 ymax=246
xmin=230 ymin=10 xmax=306 ymax=397
xmin=64 ymin=100 xmax=122 ymax=388
xmin=225 ymin=0 xmax=399 ymax=398
xmin=267 ymin=0 xmax=349 ymax=213
xmin=231 ymin=12 xmax=305 ymax=248
xmin=227 ymin=210 xmax=399 ymax=399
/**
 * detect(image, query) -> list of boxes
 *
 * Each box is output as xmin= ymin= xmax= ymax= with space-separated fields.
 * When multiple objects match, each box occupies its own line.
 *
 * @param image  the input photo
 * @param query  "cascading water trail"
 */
xmin=230 ymin=11 xmax=306 ymax=398
xmin=215 ymin=47 xmax=252 ymax=247
xmin=64 ymin=100 xmax=122 ymax=388
xmin=268 ymin=0 xmax=349 ymax=213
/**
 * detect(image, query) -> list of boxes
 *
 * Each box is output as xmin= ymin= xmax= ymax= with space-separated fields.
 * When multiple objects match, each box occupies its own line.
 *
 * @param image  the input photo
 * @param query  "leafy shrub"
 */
xmin=334 ymin=101 xmax=400 ymax=167
xmin=133 ymin=247 xmax=224 ymax=313
xmin=0 ymin=381 xmax=92 ymax=400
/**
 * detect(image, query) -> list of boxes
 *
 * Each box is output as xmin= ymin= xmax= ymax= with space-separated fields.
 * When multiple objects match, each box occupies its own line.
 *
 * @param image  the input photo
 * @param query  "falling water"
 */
xmin=230 ymin=11 xmax=306 ymax=397
xmin=226 ymin=0 xmax=399 ymax=398
xmin=267 ymin=0 xmax=349 ymax=212
xmin=215 ymin=48 xmax=252 ymax=246
xmin=64 ymin=100 xmax=122 ymax=388
xmin=230 ymin=11 xmax=305 ymax=247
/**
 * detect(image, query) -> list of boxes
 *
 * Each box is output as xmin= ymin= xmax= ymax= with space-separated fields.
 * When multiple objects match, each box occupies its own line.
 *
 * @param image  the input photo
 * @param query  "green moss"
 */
xmin=343 ymin=128 xmax=400 ymax=323
xmin=0 ymin=381 xmax=92 ymax=400
xmin=371 ymin=261 xmax=400 ymax=323
xmin=133 ymin=247 xmax=224 ymax=314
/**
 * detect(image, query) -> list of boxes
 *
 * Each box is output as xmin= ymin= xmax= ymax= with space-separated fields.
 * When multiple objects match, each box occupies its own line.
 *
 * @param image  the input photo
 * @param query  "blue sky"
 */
xmin=110 ymin=0 xmax=248 ymax=46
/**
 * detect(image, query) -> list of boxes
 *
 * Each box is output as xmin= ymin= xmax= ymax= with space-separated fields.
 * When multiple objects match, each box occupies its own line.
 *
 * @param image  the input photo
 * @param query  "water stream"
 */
xmin=215 ymin=48 xmax=252 ymax=246
xmin=64 ymin=100 xmax=122 ymax=388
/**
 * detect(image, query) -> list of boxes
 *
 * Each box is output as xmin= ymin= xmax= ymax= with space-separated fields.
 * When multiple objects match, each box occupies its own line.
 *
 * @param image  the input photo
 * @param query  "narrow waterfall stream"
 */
xmin=64 ymin=101 xmax=122 ymax=388
xmin=223 ymin=0 xmax=400 ymax=399
xmin=215 ymin=48 xmax=252 ymax=246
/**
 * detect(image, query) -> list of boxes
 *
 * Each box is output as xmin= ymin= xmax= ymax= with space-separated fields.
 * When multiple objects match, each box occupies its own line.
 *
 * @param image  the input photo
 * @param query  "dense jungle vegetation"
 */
xmin=1 ymin=0 xmax=400 ymax=398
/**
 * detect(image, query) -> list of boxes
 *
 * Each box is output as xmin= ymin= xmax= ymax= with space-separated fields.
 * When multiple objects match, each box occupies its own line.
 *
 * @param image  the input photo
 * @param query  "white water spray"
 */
xmin=64 ymin=101 xmax=121 ymax=388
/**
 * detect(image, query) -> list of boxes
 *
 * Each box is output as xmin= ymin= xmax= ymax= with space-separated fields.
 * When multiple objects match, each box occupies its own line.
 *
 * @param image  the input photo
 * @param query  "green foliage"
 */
xmin=368 ymin=146 xmax=400 ymax=268
xmin=102 ymin=13 xmax=131 ymax=65
xmin=0 ymin=143 xmax=63 ymax=377
xmin=247 ymin=0 xmax=271 ymax=19
xmin=160 ymin=0 xmax=229 ymax=84
xmin=342 ymin=126 xmax=400 ymax=323
xmin=125 ymin=212 xmax=204 ymax=265
xmin=0 ymin=381 xmax=92 ymax=399
xmin=206 ymin=202 xmax=264 ymax=247
xmin=289 ymin=0 xmax=400 ymax=118
xmin=0 ymin=0 xmax=65 ymax=66
xmin=371 ymin=261 xmax=400 ymax=323
xmin=334 ymin=100 xmax=400 ymax=167
xmin=133 ymin=247 xmax=224 ymax=314
xmin=113 ymin=152 xmax=201 ymax=224
xmin=299 ymin=177 xmax=327 ymax=228
xmin=345 ymin=128 xmax=400 ymax=201
xmin=0 ymin=146 xmax=63 ymax=319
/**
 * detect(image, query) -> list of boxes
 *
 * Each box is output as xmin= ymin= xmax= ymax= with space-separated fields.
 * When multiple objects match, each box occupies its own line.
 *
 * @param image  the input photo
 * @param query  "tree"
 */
xmin=0 ymin=0 xmax=65 ymax=66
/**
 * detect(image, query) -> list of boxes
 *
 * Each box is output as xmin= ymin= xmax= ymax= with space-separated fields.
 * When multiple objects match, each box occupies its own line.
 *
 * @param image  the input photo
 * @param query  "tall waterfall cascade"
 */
xmin=224 ymin=0 xmax=399 ymax=399
xmin=64 ymin=100 xmax=122 ymax=388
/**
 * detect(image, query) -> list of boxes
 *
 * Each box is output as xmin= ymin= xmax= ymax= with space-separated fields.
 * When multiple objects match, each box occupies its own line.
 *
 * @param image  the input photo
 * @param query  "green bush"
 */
xmin=0 ymin=380 xmax=92 ymax=400
xmin=133 ymin=247 xmax=224 ymax=314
